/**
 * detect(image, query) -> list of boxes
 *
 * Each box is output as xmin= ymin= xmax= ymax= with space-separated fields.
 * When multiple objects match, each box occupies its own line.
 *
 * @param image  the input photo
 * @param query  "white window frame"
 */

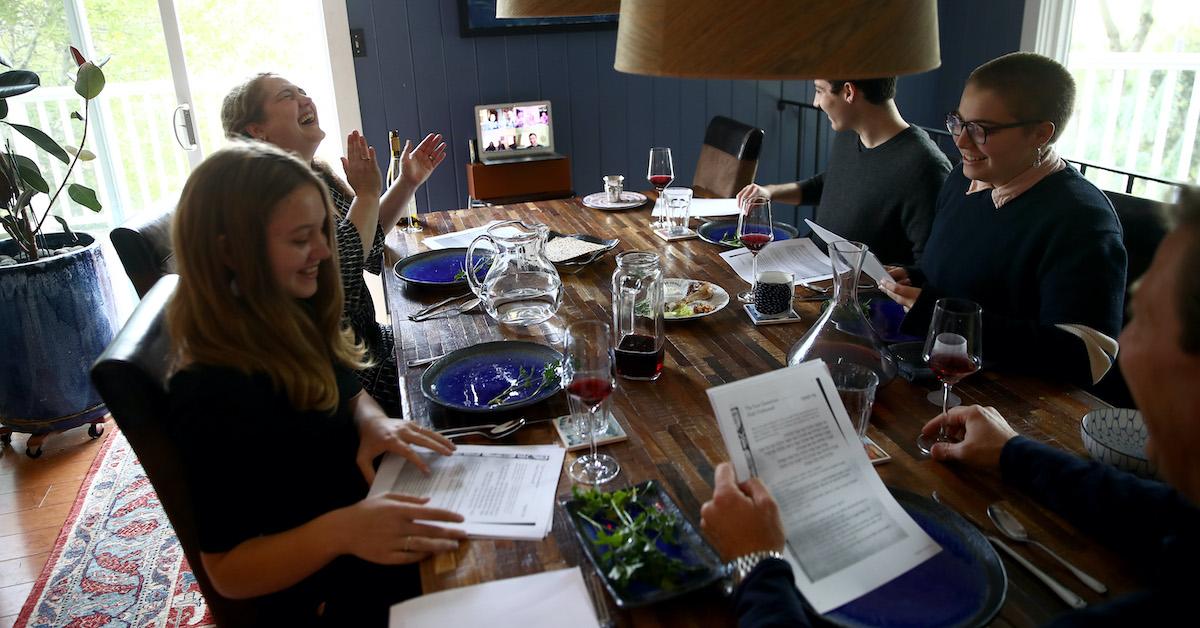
xmin=1020 ymin=0 xmax=1076 ymax=63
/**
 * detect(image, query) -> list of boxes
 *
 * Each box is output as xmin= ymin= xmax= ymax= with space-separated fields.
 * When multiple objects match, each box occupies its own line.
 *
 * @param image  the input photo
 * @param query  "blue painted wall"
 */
xmin=347 ymin=0 xmax=1025 ymax=223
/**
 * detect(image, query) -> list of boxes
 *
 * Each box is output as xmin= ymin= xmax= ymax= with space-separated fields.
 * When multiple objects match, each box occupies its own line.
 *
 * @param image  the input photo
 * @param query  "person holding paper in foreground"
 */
xmin=167 ymin=143 xmax=464 ymax=626
xmin=737 ymin=77 xmax=950 ymax=265
xmin=706 ymin=186 xmax=1200 ymax=626
xmin=879 ymin=53 xmax=1126 ymax=389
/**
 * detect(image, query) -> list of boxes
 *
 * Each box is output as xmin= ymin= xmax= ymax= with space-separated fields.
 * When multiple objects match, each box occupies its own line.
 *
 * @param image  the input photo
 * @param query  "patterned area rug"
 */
xmin=17 ymin=427 xmax=214 ymax=627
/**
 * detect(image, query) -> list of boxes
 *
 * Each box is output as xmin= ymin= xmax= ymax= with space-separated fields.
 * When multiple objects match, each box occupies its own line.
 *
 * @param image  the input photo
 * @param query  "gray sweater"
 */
xmin=800 ymin=126 xmax=951 ymax=265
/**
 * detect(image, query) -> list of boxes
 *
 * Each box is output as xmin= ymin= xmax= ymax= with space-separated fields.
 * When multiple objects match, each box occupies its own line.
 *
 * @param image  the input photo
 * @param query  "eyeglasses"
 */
xmin=945 ymin=113 xmax=1042 ymax=145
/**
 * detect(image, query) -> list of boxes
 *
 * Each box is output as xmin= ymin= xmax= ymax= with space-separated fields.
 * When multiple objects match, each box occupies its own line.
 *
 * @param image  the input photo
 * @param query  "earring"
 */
xmin=1033 ymin=145 xmax=1044 ymax=168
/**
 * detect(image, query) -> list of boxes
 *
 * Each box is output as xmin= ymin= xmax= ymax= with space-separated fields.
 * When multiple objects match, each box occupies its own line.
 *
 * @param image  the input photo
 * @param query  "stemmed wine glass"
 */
xmin=565 ymin=320 xmax=620 ymax=484
xmin=736 ymin=196 xmax=774 ymax=303
xmin=916 ymin=298 xmax=982 ymax=456
xmin=647 ymin=147 xmax=674 ymax=229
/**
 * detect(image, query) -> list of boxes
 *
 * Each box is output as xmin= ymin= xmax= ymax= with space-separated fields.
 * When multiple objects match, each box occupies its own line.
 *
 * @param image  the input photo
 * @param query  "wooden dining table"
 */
xmin=382 ymin=195 xmax=1139 ymax=627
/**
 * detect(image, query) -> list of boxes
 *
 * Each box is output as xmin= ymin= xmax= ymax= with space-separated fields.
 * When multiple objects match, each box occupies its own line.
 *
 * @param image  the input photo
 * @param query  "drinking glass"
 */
xmin=662 ymin=186 xmax=693 ymax=235
xmin=647 ymin=147 xmax=674 ymax=228
xmin=829 ymin=361 xmax=879 ymax=444
xmin=916 ymin=298 xmax=982 ymax=456
xmin=736 ymin=196 xmax=774 ymax=303
xmin=565 ymin=320 xmax=621 ymax=484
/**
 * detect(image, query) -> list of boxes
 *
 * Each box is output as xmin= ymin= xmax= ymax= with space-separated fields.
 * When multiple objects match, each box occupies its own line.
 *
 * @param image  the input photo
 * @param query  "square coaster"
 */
xmin=743 ymin=303 xmax=803 ymax=325
xmin=652 ymin=226 xmax=698 ymax=241
xmin=552 ymin=412 xmax=629 ymax=451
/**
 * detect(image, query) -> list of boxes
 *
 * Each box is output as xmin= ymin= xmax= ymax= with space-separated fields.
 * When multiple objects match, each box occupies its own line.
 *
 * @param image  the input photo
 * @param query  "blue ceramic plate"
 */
xmin=825 ymin=488 xmax=1007 ymax=628
xmin=562 ymin=480 xmax=724 ymax=609
xmin=392 ymin=248 xmax=491 ymax=287
xmin=420 ymin=341 xmax=562 ymax=413
xmin=696 ymin=219 xmax=800 ymax=248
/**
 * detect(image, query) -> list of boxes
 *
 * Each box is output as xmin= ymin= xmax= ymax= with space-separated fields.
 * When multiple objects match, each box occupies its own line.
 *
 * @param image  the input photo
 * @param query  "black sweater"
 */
xmin=901 ymin=165 xmax=1127 ymax=387
xmin=801 ymin=126 xmax=951 ymax=265
xmin=735 ymin=437 xmax=1199 ymax=627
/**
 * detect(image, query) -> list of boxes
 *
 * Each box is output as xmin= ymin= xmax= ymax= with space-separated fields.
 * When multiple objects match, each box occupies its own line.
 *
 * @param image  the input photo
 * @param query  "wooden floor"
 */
xmin=0 ymin=425 xmax=111 ymax=627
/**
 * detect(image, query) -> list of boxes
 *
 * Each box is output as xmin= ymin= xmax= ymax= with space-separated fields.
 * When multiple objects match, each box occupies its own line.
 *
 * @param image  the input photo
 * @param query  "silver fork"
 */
xmin=409 ymin=292 xmax=473 ymax=320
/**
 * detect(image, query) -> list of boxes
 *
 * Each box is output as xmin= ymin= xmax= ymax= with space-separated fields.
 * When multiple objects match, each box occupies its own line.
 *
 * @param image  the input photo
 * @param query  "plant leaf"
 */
xmin=13 ymin=155 xmax=48 ymax=194
xmin=63 ymin=146 xmax=96 ymax=161
xmin=0 ymin=70 xmax=40 ymax=99
xmin=52 ymin=215 xmax=81 ymax=243
xmin=4 ymin=122 xmax=69 ymax=163
xmin=74 ymin=62 xmax=105 ymax=99
xmin=70 ymin=110 xmax=82 ymax=121
xmin=0 ymin=98 xmax=7 ymax=119
xmin=70 ymin=46 xmax=86 ymax=67
xmin=68 ymin=183 xmax=102 ymax=212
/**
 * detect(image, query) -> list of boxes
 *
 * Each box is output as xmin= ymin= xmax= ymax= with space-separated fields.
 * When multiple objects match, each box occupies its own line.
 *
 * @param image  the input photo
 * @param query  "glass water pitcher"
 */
xmin=466 ymin=220 xmax=562 ymax=327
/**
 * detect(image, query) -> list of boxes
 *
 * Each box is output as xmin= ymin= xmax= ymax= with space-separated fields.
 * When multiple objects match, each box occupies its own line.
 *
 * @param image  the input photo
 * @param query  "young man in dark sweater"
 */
xmin=737 ymin=77 xmax=951 ymax=265
xmin=701 ymin=185 xmax=1200 ymax=627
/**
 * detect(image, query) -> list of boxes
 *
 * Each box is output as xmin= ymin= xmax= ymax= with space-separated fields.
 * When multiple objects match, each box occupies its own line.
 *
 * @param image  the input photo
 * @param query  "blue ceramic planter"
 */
xmin=0 ymin=233 xmax=118 ymax=434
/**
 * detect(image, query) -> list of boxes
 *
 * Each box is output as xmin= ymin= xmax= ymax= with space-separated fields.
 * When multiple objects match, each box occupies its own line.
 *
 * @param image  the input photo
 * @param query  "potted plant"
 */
xmin=0 ymin=46 xmax=117 ymax=457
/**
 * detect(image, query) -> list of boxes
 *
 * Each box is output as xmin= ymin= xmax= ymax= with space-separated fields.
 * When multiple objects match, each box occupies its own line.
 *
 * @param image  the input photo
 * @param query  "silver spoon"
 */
xmin=411 ymin=298 xmax=481 ymax=322
xmin=987 ymin=502 xmax=1108 ymax=594
xmin=437 ymin=418 xmax=527 ymax=440
xmin=410 ymin=292 xmax=473 ymax=319
xmin=405 ymin=354 xmax=446 ymax=368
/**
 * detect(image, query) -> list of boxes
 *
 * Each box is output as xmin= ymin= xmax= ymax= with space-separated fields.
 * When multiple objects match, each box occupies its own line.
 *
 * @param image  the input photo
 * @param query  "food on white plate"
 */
xmin=665 ymin=281 xmax=718 ymax=317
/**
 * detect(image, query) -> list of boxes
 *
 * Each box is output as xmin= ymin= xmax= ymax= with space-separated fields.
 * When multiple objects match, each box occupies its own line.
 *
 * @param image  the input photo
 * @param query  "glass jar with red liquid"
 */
xmin=611 ymin=251 xmax=665 ymax=381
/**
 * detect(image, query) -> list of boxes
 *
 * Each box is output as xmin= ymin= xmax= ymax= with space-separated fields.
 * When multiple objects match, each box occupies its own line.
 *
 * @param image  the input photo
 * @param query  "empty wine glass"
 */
xmin=647 ymin=147 xmax=674 ymax=229
xmin=736 ymin=196 xmax=774 ymax=303
xmin=917 ymin=298 xmax=982 ymax=456
xmin=565 ymin=320 xmax=620 ymax=484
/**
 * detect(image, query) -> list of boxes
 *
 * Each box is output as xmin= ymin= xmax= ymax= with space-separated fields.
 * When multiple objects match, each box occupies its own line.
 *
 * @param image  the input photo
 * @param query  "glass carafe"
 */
xmin=611 ymin=251 xmax=665 ymax=381
xmin=787 ymin=240 xmax=897 ymax=385
xmin=466 ymin=220 xmax=562 ymax=326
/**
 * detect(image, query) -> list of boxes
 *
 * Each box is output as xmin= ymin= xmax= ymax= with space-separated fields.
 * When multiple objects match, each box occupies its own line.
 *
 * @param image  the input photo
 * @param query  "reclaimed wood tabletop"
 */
xmin=382 ymin=195 xmax=1138 ymax=627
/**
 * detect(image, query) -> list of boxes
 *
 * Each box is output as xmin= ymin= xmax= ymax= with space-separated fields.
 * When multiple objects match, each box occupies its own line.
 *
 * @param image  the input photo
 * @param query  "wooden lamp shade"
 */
xmin=614 ymin=0 xmax=941 ymax=80
xmin=496 ymin=0 xmax=620 ymax=18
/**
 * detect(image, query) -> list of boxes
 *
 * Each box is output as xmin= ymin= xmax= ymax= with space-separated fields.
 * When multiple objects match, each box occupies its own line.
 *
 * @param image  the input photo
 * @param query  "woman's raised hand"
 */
xmin=399 ymin=132 xmax=447 ymax=189
xmin=341 ymin=130 xmax=381 ymax=199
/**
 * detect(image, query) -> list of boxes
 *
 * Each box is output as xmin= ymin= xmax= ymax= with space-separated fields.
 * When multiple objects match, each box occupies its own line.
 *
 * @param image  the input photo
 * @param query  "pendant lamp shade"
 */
xmin=615 ymin=0 xmax=941 ymax=80
xmin=496 ymin=0 xmax=620 ymax=18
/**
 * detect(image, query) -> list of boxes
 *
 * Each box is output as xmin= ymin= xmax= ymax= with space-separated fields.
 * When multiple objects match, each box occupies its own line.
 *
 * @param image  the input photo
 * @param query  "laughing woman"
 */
xmin=167 ymin=141 xmax=464 ymax=626
xmin=881 ymin=53 xmax=1127 ymax=388
xmin=220 ymin=73 xmax=446 ymax=414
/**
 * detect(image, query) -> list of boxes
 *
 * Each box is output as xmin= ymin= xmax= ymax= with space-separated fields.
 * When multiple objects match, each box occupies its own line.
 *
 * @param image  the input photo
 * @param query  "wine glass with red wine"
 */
xmin=647 ymin=147 xmax=674 ymax=229
xmin=916 ymin=298 xmax=982 ymax=456
xmin=565 ymin=320 xmax=621 ymax=485
xmin=736 ymin=196 xmax=774 ymax=303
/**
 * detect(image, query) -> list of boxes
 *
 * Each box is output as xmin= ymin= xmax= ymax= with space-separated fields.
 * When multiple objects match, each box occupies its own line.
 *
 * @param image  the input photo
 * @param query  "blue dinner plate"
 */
xmin=696 ymin=219 xmax=800 ymax=247
xmin=420 ymin=341 xmax=562 ymax=413
xmin=562 ymin=480 xmax=724 ymax=609
xmin=392 ymin=248 xmax=491 ymax=287
xmin=825 ymin=488 xmax=1007 ymax=628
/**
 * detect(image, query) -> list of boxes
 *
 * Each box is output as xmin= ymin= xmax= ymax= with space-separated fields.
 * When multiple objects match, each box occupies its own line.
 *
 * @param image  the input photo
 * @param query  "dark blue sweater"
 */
xmin=900 ymin=165 xmax=1127 ymax=387
xmin=734 ymin=437 xmax=1199 ymax=626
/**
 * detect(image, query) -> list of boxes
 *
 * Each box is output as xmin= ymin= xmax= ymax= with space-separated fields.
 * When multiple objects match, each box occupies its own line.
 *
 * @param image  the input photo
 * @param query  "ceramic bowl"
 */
xmin=1080 ymin=408 xmax=1156 ymax=478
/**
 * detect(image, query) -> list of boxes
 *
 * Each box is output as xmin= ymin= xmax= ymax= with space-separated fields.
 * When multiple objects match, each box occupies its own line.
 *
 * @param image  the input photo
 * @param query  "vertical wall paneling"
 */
xmin=566 ymin=34 xmax=600 ymax=194
xmin=594 ymin=33 xmax=627 ymax=178
xmin=405 ymin=0 xmax=456 ymax=211
xmin=678 ymin=79 xmax=707 ymax=190
xmin=439 ymin=0 xmax=480 ymax=209
xmin=347 ymin=0 xmax=1024 ymax=217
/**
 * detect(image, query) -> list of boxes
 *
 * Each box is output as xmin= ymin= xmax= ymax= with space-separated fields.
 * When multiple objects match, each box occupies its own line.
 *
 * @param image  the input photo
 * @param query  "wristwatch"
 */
xmin=723 ymin=550 xmax=784 ymax=596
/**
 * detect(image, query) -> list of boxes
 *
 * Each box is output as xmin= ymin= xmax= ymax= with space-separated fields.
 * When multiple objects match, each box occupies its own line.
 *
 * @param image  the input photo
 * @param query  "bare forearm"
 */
xmin=346 ymin=195 xmax=380 ymax=256
xmin=765 ymin=182 xmax=803 ymax=205
xmin=201 ymin=508 xmax=350 ymax=599
xmin=380 ymin=180 xmax=418 ymax=230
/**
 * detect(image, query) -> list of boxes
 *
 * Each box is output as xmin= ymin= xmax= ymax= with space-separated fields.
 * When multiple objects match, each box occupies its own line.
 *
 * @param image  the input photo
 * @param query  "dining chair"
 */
xmin=90 ymin=275 xmax=261 ymax=626
xmin=691 ymin=115 xmax=764 ymax=198
xmin=1089 ymin=189 xmax=1171 ymax=409
xmin=110 ymin=207 xmax=175 ymax=298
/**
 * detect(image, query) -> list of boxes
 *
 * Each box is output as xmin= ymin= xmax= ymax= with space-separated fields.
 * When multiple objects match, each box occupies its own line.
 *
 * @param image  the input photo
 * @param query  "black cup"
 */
xmin=753 ymin=271 xmax=794 ymax=315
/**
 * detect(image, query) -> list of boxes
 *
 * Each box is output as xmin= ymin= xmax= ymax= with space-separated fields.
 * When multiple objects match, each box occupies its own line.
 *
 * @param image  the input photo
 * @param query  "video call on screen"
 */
xmin=480 ymin=105 xmax=550 ymax=152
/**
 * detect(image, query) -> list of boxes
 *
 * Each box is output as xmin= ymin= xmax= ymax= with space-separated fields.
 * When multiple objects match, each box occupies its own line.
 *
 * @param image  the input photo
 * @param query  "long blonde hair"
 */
xmin=167 ymin=141 xmax=367 ymax=413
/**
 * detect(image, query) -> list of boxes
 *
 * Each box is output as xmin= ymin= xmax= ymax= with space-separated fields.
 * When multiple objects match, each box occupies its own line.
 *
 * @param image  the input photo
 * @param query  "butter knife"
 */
xmin=986 ymin=534 xmax=1087 ymax=609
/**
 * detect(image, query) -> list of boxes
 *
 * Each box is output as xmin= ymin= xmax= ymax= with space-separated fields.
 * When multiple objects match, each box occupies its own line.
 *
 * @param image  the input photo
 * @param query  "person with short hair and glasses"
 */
xmin=703 ymin=185 xmax=1199 ymax=627
xmin=880 ymin=52 xmax=1127 ymax=388
xmin=737 ymin=77 xmax=951 ymax=266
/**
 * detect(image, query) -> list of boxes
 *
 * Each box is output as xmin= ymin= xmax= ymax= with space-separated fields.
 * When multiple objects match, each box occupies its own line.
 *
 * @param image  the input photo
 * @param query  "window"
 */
xmin=1024 ymin=0 xmax=1199 ymax=200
